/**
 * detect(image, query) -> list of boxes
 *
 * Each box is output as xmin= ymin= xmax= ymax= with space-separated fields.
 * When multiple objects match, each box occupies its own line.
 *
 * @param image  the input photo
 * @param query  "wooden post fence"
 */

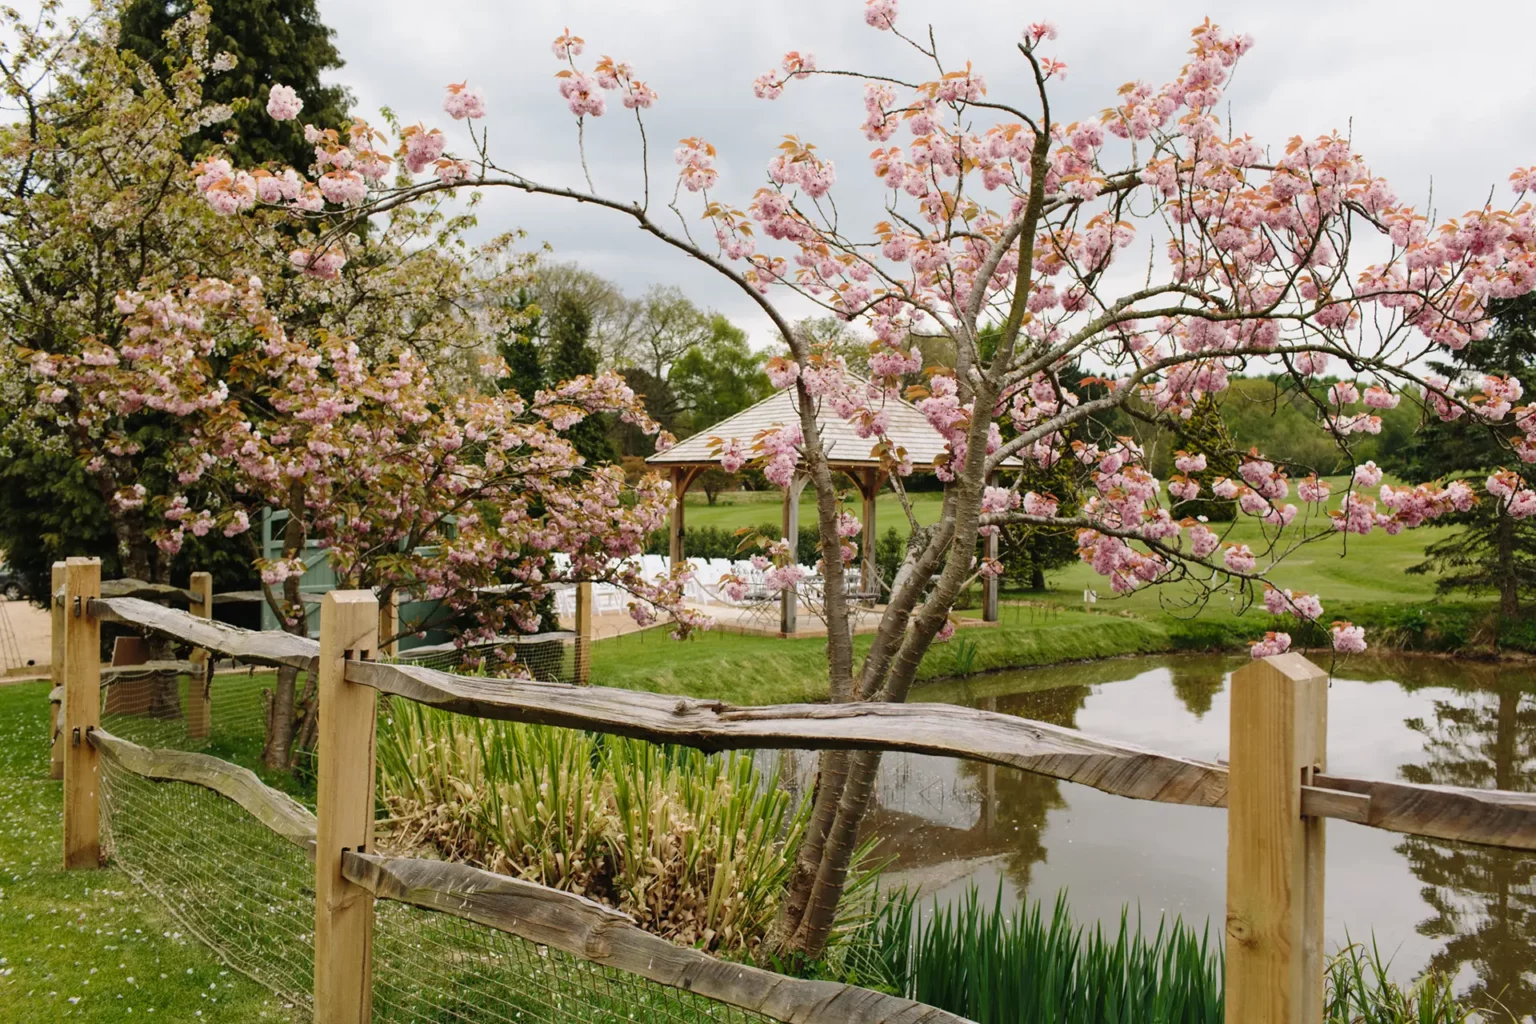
xmin=62 ymin=557 xmax=102 ymax=870
xmin=49 ymin=561 xmax=65 ymax=781
xmin=377 ymin=589 xmax=399 ymax=660
xmin=314 ymin=590 xmax=379 ymax=1024
xmin=187 ymin=571 xmax=214 ymax=740
xmin=1225 ymin=652 xmax=1329 ymax=1024
xmin=574 ymin=581 xmax=593 ymax=685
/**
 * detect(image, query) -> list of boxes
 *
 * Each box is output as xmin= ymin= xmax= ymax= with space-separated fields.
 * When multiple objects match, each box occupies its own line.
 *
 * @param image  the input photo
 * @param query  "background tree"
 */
xmin=628 ymin=284 xmax=714 ymax=380
xmin=0 ymin=2 xmax=539 ymax=764
xmin=119 ymin=0 xmax=351 ymax=168
xmin=497 ymin=287 xmax=547 ymax=401
xmin=546 ymin=294 xmax=617 ymax=465
xmin=669 ymin=315 xmax=773 ymax=435
xmin=526 ymin=262 xmax=633 ymax=368
xmin=1399 ymin=294 xmax=1536 ymax=618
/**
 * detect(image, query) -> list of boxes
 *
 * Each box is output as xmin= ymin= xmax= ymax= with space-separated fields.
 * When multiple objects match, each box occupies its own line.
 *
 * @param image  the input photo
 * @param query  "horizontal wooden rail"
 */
xmin=345 ymin=659 xmax=1536 ymax=851
xmin=392 ymin=630 xmax=576 ymax=660
xmin=343 ymin=851 xmax=968 ymax=1024
xmin=90 ymin=728 xmax=317 ymax=856
xmin=97 ymin=579 xmax=201 ymax=603
xmin=100 ymin=659 xmax=202 ymax=681
xmin=90 ymin=591 xmax=1536 ymax=851
xmin=211 ymin=590 xmax=322 ymax=605
xmin=91 ymin=597 xmax=319 ymax=670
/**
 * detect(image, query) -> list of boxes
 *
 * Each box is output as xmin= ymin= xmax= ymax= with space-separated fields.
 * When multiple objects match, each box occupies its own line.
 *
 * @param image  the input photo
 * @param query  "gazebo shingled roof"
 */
xmin=644 ymin=384 xmax=1009 ymax=636
xmin=649 ymin=387 xmax=935 ymax=470
xmin=644 ymin=384 xmax=1022 ymax=471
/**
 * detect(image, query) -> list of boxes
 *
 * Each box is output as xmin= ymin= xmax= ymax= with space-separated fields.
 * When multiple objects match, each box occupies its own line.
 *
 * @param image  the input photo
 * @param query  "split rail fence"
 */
xmin=49 ymin=556 xmax=1536 ymax=1024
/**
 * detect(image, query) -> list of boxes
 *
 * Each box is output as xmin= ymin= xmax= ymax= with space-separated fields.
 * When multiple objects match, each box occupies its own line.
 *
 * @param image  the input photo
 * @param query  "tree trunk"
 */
xmin=261 ymin=482 xmax=310 ymax=771
xmin=113 ymin=519 xmax=182 ymax=720
xmin=1497 ymin=509 xmax=1519 ymax=619
xmin=1031 ymin=564 xmax=1046 ymax=593
xmin=765 ymin=363 xmax=997 ymax=964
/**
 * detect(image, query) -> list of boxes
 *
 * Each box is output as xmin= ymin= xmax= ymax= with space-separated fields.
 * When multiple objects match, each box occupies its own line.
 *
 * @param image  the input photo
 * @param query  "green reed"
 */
xmin=837 ymin=885 xmax=1499 ymax=1024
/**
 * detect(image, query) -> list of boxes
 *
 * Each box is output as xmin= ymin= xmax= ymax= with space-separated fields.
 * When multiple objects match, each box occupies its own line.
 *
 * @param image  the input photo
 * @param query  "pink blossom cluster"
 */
xmin=863 ymin=0 xmax=898 ymax=31
xmin=758 ymin=422 xmax=804 ymax=487
xmin=266 ymin=83 xmax=303 ymax=121
xmin=1250 ymin=632 xmax=1292 ymax=659
xmin=1075 ymin=530 xmax=1168 ymax=595
xmin=1331 ymin=622 xmax=1367 ymax=654
xmin=1263 ymin=586 xmax=1323 ymax=621
xmin=768 ymin=140 xmax=837 ymax=200
xmin=443 ymin=82 xmax=486 ymax=120
xmin=675 ymin=138 xmax=718 ymax=193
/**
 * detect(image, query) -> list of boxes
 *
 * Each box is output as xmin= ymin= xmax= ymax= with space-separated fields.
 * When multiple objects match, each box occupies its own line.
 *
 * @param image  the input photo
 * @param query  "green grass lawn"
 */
xmin=691 ymin=474 xmax=1455 ymax=621
xmin=631 ymin=471 xmax=1507 ymax=697
xmin=590 ymin=606 xmax=1168 ymax=705
xmin=682 ymin=489 xmax=944 ymax=538
xmin=0 ymin=681 xmax=292 ymax=1023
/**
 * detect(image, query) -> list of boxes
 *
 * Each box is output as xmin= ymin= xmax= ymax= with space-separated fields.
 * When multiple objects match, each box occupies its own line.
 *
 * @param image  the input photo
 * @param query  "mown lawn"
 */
xmin=0 ymin=681 xmax=293 ymax=1023
xmin=681 ymin=489 xmax=944 ymax=538
xmin=687 ymin=474 xmax=1454 ymax=623
xmin=589 ymin=606 xmax=1169 ymax=705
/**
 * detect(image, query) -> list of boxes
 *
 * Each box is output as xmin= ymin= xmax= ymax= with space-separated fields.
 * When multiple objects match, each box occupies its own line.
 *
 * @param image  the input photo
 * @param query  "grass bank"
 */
xmin=0 ymin=681 xmax=293 ymax=1022
xmin=591 ymin=607 xmax=1169 ymax=705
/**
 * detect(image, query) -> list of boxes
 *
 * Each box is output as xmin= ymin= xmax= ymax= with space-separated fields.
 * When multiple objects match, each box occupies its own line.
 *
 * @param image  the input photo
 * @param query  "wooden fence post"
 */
xmin=315 ymin=590 xmax=379 ymax=1024
xmin=574 ymin=582 xmax=593 ymax=685
xmin=50 ymin=561 xmax=65 ymax=780
xmin=1225 ymin=652 xmax=1328 ymax=1024
xmin=187 ymin=571 xmax=213 ymax=740
xmin=377 ymin=589 xmax=399 ymax=659
xmin=62 ymin=557 xmax=102 ymax=869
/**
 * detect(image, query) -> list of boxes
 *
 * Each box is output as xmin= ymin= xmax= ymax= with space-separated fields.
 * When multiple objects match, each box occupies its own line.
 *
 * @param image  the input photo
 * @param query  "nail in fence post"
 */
xmin=315 ymin=590 xmax=379 ymax=1024
xmin=50 ymin=561 xmax=65 ymax=780
xmin=62 ymin=557 xmax=102 ymax=869
xmin=187 ymin=571 xmax=214 ymax=740
xmin=1225 ymin=652 xmax=1328 ymax=1024
xmin=575 ymin=581 xmax=593 ymax=685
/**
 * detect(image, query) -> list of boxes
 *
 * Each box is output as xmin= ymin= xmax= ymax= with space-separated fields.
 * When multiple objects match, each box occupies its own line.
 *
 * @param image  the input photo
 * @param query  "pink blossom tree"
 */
xmin=33 ymin=273 xmax=699 ymax=765
xmin=6 ymin=3 xmax=701 ymax=768
xmin=181 ymin=9 xmax=1536 ymax=957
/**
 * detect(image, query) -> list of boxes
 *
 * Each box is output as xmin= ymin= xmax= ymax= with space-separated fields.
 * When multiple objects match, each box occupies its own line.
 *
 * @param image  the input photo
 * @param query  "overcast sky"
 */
xmin=315 ymin=0 xmax=1536 ymax=348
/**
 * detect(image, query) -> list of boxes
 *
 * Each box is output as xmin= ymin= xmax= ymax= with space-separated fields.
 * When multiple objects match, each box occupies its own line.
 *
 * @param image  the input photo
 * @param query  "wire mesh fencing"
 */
xmin=92 ymin=631 xmax=576 ymax=795
xmin=98 ymin=741 xmax=790 ymax=1024
xmin=99 ymin=666 xmax=291 ymax=764
xmin=371 ymin=902 xmax=776 ymax=1024
xmin=99 ymin=749 xmax=315 ymax=1016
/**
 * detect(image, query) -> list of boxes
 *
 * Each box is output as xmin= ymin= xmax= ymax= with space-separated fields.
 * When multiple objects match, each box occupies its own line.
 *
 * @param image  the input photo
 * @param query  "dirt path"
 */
xmin=0 ymin=598 xmax=51 ymax=677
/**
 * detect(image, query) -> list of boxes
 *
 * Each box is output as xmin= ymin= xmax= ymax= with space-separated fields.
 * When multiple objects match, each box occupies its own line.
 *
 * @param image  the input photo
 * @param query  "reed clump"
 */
xmin=837 ymin=885 xmax=1499 ymax=1024
xmin=376 ymin=700 xmax=805 ymax=953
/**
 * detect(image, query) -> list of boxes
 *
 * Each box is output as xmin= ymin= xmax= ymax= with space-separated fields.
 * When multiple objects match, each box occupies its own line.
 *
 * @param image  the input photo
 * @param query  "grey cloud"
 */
xmin=319 ymin=0 xmax=1536 ymax=347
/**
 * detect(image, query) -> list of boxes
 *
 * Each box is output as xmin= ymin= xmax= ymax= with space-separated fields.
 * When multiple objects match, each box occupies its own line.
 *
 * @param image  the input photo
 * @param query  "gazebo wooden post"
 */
xmin=983 ymin=471 xmax=1000 ymax=622
xmin=780 ymin=474 xmax=808 ymax=635
xmin=858 ymin=469 xmax=885 ymax=597
xmin=669 ymin=467 xmax=700 ymax=573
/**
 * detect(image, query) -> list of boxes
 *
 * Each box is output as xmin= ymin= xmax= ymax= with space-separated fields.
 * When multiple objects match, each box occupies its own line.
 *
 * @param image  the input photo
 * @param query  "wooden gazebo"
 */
xmin=646 ymin=386 xmax=1011 ymax=634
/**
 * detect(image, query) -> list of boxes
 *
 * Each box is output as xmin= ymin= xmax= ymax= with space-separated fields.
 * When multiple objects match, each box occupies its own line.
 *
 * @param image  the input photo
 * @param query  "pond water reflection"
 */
xmin=772 ymin=655 xmax=1536 ymax=1018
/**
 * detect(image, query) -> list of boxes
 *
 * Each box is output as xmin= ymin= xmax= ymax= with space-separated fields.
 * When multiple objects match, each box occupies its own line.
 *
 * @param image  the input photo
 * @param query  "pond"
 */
xmin=770 ymin=655 xmax=1536 ymax=1018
